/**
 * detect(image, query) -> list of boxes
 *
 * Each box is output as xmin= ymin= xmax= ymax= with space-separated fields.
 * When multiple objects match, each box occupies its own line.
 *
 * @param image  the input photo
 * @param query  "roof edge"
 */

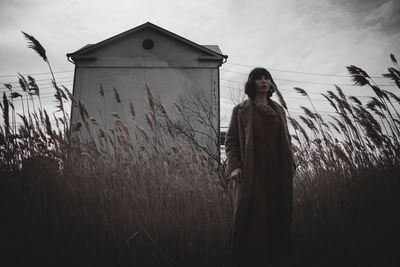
xmin=67 ymin=22 xmax=227 ymax=60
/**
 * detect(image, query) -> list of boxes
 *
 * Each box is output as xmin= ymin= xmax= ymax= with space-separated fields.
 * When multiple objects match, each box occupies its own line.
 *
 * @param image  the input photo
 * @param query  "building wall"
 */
xmin=71 ymin=27 xmax=221 ymax=153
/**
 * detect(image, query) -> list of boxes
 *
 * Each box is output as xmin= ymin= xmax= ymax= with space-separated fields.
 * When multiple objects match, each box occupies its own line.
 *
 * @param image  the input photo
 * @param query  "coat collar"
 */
xmin=238 ymin=98 xmax=252 ymax=110
xmin=238 ymin=98 xmax=281 ymax=113
xmin=238 ymin=99 xmax=253 ymax=124
xmin=238 ymin=98 xmax=287 ymax=130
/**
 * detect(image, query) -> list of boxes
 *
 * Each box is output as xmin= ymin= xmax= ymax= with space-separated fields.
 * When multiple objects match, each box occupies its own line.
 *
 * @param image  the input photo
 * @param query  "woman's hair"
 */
xmin=245 ymin=67 xmax=277 ymax=99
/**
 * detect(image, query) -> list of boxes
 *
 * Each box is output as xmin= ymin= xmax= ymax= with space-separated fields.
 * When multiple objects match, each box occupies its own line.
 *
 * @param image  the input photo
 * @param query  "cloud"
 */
xmin=326 ymin=0 xmax=400 ymax=34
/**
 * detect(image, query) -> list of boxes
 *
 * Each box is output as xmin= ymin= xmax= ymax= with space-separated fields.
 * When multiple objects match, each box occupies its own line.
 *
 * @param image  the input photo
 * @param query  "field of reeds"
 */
xmin=1 ymin=34 xmax=399 ymax=267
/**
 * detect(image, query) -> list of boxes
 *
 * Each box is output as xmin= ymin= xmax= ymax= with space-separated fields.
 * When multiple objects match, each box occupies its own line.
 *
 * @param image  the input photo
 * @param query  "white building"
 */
xmin=67 ymin=22 xmax=227 ymax=154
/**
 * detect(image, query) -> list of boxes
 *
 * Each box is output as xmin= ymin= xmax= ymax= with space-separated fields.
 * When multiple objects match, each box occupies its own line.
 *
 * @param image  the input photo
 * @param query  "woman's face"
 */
xmin=254 ymin=75 xmax=272 ymax=95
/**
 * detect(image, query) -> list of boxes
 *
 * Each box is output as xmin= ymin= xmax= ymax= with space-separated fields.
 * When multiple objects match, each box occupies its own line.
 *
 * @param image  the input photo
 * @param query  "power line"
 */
xmin=0 ymin=84 xmax=74 ymax=93
xmin=0 ymin=82 xmax=74 ymax=93
xmin=6 ymin=86 xmax=393 ymax=104
xmin=220 ymin=99 xmax=399 ymax=117
xmin=220 ymin=99 xmax=334 ymax=113
xmin=0 ymin=61 xmax=388 ymax=81
xmin=220 ymin=84 xmax=379 ymax=98
xmin=4 ymin=80 xmax=348 ymax=98
xmin=0 ymin=70 xmax=73 ymax=78
xmin=0 ymin=68 xmax=395 ymax=92
xmin=4 ymin=83 xmax=395 ymax=103
xmin=224 ymin=62 xmax=387 ymax=79
xmin=221 ymin=69 xmax=394 ymax=87
xmin=6 ymin=93 xmax=64 ymax=101
xmin=220 ymin=94 xmax=332 ymax=103
xmin=0 ymin=76 xmax=74 ymax=86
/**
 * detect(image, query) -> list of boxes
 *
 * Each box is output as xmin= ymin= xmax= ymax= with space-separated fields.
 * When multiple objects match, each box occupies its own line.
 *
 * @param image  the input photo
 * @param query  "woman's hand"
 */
xmin=231 ymin=168 xmax=242 ymax=183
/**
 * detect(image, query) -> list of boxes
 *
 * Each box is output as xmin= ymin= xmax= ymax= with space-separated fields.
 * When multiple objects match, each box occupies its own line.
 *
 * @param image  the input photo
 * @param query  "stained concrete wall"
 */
xmin=70 ymin=26 xmax=222 ymax=154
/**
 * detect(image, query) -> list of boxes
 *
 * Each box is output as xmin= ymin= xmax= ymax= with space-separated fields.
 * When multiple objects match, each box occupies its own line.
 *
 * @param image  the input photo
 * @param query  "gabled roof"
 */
xmin=202 ymin=45 xmax=223 ymax=55
xmin=67 ymin=22 xmax=227 ymax=60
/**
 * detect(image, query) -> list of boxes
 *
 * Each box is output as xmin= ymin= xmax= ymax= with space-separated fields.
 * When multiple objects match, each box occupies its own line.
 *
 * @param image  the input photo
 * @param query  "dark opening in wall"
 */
xmin=142 ymin=39 xmax=155 ymax=50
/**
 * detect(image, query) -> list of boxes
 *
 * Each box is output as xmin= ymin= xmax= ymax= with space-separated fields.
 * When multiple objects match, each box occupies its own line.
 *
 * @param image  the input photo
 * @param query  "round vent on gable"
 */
xmin=142 ymin=39 xmax=155 ymax=50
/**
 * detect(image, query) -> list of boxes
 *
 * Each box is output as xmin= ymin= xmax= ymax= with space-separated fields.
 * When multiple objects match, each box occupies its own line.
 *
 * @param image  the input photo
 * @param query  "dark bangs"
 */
xmin=249 ymin=68 xmax=271 ymax=80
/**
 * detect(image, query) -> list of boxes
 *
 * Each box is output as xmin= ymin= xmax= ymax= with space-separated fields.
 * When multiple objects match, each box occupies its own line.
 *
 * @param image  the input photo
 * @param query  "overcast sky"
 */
xmin=1 ymin=0 xmax=399 ymax=127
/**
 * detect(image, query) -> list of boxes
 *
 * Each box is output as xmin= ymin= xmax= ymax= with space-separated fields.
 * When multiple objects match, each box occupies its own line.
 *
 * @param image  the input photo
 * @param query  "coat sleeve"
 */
xmin=224 ymin=105 xmax=242 ymax=175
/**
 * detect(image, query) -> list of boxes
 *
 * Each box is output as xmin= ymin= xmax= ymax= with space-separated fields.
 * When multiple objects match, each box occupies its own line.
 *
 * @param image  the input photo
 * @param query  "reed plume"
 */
xmin=274 ymin=87 xmax=287 ymax=110
xmin=2 ymin=92 xmax=10 ymax=138
xmin=383 ymin=68 xmax=400 ymax=88
xmin=113 ymin=86 xmax=121 ymax=103
xmin=390 ymin=53 xmax=398 ymax=67
xmin=21 ymin=31 xmax=47 ymax=62
xmin=129 ymin=97 xmax=136 ymax=118
xmin=347 ymin=65 xmax=370 ymax=86
xmin=22 ymin=31 xmax=67 ymax=133
xmin=348 ymin=96 xmax=362 ymax=106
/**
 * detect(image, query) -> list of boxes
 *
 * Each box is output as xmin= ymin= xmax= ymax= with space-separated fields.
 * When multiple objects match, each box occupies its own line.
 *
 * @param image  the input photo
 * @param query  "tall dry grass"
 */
xmin=0 ymin=33 xmax=399 ymax=266
xmin=1 ymin=79 xmax=232 ymax=266
xmin=285 ymin=56 xmax=400 ymax=266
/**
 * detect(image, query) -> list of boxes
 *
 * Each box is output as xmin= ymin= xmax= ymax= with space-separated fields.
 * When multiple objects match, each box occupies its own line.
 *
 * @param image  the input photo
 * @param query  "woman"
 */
xmin=225 ymin=68 xmax=296 ymax=266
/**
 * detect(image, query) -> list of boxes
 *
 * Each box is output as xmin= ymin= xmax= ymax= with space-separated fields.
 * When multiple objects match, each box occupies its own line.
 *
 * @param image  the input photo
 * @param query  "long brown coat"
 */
xmin=224 ymin=98 xmax=296 ymax=258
